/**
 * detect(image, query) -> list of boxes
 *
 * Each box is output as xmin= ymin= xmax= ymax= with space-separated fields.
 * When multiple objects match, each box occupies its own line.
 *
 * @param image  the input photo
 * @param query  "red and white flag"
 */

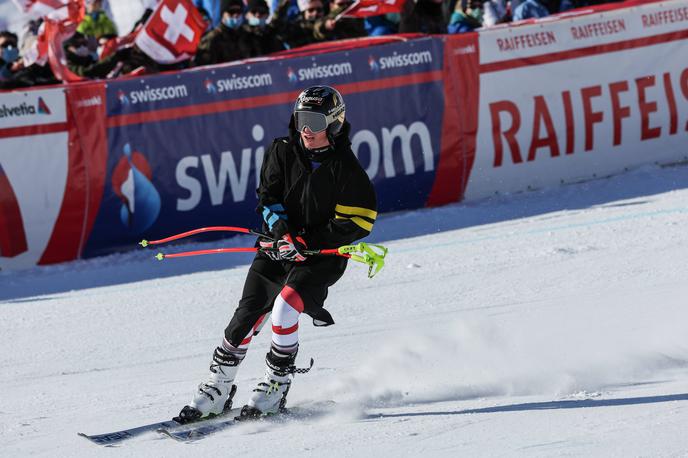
xmin=339 ymin=0 xmax=404 ymax=18
xmin=19 ymin=0 xmax=86 ymax=82
xmin=45 ymin=12 xmax=87 ymax=83
xmin=135 ymin=0 xmax=207 ymax=64
xmin=12 ymin=0 xmax=75 ymax=20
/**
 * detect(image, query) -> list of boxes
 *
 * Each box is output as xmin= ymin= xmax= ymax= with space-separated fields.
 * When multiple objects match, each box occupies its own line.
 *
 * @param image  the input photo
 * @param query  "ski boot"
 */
xmin=175 ymin=346 xmax=241 ymax=424
xmin=237 ymin=350 xmax=297 ymax=420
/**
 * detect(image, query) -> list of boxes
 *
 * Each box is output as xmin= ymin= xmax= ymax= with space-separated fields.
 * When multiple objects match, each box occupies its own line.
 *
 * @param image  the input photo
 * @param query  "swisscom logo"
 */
xmin=204 ymin=73 xmax=272 ymax=94
xmin=368 ymin=51 xmax=433 ymax=72
xmin=0 ymin=97 xmax=52 ymax=119
xmin=287 ymin=62 xmax=353 ymax=83
xmin=117 ymin=85 xmax=188 ymax=106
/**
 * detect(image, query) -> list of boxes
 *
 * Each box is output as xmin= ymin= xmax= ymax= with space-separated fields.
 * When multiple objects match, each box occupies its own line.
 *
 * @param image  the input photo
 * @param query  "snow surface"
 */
xmin=2 ymin=164 xmax=688 ymax=457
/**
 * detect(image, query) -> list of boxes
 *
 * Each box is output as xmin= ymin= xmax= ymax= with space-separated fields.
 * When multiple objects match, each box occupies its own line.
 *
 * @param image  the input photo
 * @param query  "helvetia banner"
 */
xmin=0 ymin=87 xmax=69 ymax=270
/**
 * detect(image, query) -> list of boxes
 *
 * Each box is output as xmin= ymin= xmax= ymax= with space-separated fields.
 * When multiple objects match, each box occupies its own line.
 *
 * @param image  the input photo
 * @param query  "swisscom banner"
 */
xmin=83 ymin=38 xmax=446 ymax=256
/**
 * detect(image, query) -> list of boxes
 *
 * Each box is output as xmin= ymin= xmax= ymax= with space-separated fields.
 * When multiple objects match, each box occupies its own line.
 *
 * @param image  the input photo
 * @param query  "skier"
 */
xmin=176 ymin=85 xmax=377 ymax=422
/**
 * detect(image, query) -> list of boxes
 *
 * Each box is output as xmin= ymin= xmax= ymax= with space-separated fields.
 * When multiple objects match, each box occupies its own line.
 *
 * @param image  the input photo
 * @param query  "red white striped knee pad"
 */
xmin=271 ymin=286 xmax=304 ymax=353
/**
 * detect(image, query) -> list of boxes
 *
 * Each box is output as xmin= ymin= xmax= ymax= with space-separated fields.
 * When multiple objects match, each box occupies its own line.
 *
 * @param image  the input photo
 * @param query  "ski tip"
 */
xmin=155 ymin=252 xmax=165 ymax=261
xmin=139 ymin=239 xmax=149 ymax=248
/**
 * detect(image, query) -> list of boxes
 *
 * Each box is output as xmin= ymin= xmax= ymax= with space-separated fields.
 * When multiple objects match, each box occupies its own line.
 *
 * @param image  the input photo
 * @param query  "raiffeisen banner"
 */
xmin=84 ymin=37 xmax=447 ymax=256
xmin=464 ymin=0 xmax=688 ymax=200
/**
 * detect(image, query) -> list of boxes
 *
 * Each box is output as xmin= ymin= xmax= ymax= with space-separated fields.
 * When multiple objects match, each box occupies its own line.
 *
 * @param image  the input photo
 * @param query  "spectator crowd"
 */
xmin=1 ymin=0 xmax=624 ymax=90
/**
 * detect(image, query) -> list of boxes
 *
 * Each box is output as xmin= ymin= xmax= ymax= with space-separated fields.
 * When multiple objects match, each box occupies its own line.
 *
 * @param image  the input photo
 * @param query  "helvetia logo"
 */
xmin=0 ymin=164 xmax=28 ymax=258
xmin=37 ymin=97 xmax=51 ymax=115
xmin=111 ymin=143 xmax=161 ymax=234
xmin=0 ymin=97 xmax=51 ymax=118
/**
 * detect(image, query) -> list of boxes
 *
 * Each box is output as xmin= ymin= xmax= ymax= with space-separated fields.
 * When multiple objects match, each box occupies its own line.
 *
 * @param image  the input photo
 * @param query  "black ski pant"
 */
xmin=223 ymin=253 xmax=347 ymax=347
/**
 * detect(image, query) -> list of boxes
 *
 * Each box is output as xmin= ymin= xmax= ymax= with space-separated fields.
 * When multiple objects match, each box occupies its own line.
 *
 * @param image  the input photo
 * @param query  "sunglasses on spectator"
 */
xmin=226 ymin=8 xmax=244 ymax=15
xmin=306 ymin=7 xmax=323 ymax=13
xmin=250 ymin=9 xmax=269 ymax=16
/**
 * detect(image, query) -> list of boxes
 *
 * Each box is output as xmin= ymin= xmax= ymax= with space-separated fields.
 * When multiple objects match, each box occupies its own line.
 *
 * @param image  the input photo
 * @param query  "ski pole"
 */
xmin=139 ymin=226 xmax=266 ymax=247
xmin=146 ymin=237 xmax=388 ymax=278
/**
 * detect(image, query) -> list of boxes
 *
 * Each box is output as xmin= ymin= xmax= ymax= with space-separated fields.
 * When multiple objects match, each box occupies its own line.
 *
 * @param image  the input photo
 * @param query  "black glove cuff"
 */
xmin=271 ymin=218 xmax=290 ymax=239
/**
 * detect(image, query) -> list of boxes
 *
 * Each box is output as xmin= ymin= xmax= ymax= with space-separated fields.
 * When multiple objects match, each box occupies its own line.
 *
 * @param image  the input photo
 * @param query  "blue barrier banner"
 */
xmin=85 ymin=37 xmax=445 ymax=256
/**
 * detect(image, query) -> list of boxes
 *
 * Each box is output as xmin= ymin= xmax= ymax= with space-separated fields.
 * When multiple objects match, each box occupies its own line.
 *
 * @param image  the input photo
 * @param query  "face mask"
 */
xmin=90 ymin=11 xmax=101 ymax=21
xmin=223 ymin=15 xmax=244 ymax=28
xmin=1 ymin=46 xmax=19 ymax=64
xmin=74 ymin=45 xmax=90 ymax=57
xmin=247 ymin=16 xmax=267 ymax=26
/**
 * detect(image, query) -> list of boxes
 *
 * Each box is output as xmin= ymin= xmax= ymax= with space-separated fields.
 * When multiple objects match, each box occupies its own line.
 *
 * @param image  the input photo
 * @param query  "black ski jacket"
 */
xmin=257 ymin=120 xmax=377 ymax=249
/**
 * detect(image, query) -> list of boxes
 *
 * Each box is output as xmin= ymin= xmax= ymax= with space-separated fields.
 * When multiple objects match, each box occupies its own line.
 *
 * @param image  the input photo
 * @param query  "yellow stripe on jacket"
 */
xmin=335 ymin=204 xmax=376 ymax=232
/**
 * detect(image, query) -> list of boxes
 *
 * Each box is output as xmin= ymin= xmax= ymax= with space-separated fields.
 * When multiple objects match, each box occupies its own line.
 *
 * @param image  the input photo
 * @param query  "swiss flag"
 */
xmin=135 ymin=0 xmax=207 ymax=64
xmin=340 ymin=0 xmax=404 ymax=18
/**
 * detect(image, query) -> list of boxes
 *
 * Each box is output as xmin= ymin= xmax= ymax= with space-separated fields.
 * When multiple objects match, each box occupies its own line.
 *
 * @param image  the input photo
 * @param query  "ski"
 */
xmin=157 ymin=411 xmax=242 ymax=442
xmin=157 ymin=401 xmax=336 ymax=442
xmin=78 ymin=419 xmax=182 ymax=446
xmin=78 ymin=408 xmax=240 ymax=446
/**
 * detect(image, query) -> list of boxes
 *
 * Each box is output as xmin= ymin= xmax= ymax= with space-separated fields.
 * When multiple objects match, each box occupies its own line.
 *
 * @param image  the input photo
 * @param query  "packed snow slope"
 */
xmin=1 ymin=164 xmax=688 ymax=457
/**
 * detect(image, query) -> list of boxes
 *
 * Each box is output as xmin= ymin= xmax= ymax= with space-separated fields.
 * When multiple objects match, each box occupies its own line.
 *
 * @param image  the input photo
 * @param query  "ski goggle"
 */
xmin=294 ymin=110 xmax=329 ymax=134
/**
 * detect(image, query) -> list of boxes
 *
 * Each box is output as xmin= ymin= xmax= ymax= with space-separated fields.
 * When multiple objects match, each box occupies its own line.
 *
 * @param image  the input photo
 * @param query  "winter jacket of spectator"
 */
xmin=240 ymin=23 xmax=286 ymax=57
xmin=400 ymin=0 xmax=447 ymax=34
xmin=0 ymin=63 xmax=59 ymax=90
xmin=271 ymin=14 xmax=320 ymax=49
xmin=267 ymin=0 xmax=322 ymax=49
xmin=258 ymin=120 xmax=377 ymax=250
xmin=447 ymin=4 xmax=482 ymax=33
xmin=77 ymin=11 xmax=118 ymax=39
xmin=313 ymin=5 xmax=367 ymax=41
xmin=482 ymin=0 xmax=508 ymax=26
xmin=364 ymin=14 xmax=400 ymax=36
xmin=513 ymin=0 xmax=549 ymax=20
xmin=193 ymin=23 xmax=254 ymax=66
xmin=0 ymin=58 xmax=13 ymax=81
xmin=67 ymin=45 xmax=183 ymax=79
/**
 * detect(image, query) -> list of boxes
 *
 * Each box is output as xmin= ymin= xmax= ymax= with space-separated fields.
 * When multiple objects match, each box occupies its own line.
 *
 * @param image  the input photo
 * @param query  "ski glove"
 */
xmin=277 ymin=234 xmax=308 ymax=262
xmin=259 ymin=239 xmax=281 ymax=261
